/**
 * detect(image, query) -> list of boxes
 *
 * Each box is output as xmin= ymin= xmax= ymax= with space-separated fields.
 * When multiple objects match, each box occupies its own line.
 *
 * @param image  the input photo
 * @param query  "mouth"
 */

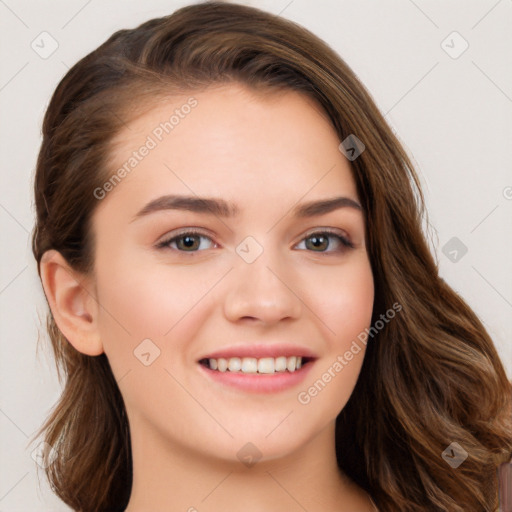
xmin=196 ymin=344 xmax=318 ymax=393
xmin=198 ymin=355 xmax=315 ymax=374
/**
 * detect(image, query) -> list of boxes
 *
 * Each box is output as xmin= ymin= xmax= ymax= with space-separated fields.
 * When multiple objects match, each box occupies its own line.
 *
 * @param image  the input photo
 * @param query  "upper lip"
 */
xmin=198 ymin=343 xmax=318 ymax=361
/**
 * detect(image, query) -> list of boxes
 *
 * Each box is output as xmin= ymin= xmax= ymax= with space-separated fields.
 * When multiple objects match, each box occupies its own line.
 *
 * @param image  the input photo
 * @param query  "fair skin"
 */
xmin=40 ymin=83 xmax=376 ymax=511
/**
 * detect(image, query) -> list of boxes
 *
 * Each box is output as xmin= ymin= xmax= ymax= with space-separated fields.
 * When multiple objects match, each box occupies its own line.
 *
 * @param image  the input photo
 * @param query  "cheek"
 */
xmin=95 ymin=252 xmax=218 ymax=339
xmin=308 ymin=257 xmax=374 ymax=345
xmin=93 ymin=251 xmax=226 ymax=383
xmin=92 ymin=254 xmax=220 ymax=418
xmin=296 ymin=258 xmax=374 ymax=415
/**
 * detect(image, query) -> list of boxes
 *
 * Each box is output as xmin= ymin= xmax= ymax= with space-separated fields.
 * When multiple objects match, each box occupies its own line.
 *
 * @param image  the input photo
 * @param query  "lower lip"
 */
xmin=197 ymin=360 xmax=315 ymax=394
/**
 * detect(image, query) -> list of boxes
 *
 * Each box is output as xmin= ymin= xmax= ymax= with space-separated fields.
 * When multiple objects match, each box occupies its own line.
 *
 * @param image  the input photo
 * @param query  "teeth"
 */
xmin=287 ymin=356 xmax=297 ymax=372
xmin=206 ymin=356 xmax=304 ymax=374
xmin=228 ymin=357 xmax=241 ymax=371
xmin=241 ymin=357 xmax=258 ymax=373
xmin=275 ymin=356 xmax=287 ymax=372
xmin=258 ymin=357 xmax=274 ymax=374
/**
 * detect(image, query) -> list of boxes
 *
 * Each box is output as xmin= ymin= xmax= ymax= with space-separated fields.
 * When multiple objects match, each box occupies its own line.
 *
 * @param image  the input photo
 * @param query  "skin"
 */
xmin=40 ymin=82 xmax=376 ymax=511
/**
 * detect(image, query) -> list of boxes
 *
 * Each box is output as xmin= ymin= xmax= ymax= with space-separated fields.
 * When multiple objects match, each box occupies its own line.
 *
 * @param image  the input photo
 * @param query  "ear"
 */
xmin=39 ymin=249 xmax=103 ymax=356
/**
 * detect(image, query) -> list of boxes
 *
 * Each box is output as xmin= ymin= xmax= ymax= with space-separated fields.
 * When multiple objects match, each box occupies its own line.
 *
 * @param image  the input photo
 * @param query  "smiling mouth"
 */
xmin=198 ymin=356 xmax=314 ymax=374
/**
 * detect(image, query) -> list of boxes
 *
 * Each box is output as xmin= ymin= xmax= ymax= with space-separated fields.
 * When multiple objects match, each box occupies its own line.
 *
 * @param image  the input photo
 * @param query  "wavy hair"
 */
xmin=31 ymin=1 xmax=512 ymax=511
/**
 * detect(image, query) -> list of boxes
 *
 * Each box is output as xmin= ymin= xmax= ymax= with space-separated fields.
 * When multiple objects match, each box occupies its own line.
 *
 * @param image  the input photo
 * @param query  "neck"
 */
xmin=124 ymin=415 xmax=373 ymax=512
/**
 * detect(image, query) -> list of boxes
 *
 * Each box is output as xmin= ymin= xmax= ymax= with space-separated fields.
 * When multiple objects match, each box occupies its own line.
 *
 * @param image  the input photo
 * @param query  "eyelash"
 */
xmin=155 ymin=228 xmax=355 ymax=255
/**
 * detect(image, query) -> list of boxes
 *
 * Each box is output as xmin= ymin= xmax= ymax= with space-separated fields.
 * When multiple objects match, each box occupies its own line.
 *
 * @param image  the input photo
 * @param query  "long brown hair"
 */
xmin=31 ymin=1 xmax=512 ymax=510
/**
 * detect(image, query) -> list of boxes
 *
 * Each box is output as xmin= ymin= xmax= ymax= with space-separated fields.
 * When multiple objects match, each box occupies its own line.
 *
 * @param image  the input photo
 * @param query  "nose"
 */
xmin=222 ymin=245 xmax=303 ymax=325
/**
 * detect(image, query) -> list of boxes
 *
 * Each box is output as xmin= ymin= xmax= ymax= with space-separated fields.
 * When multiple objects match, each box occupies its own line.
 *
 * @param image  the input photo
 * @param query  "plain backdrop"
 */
xmin=1 ymin=0 xmax=511 ymax=510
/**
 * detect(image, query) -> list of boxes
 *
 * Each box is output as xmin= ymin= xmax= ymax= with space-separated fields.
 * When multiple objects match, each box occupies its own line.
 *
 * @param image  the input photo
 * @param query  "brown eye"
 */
xmin=175 ymin=234 xmax=201 ymax=251
xmin=157 ymin=230 xmax=215 ymax=252
xmin=297 ymin=230 xmax=354 ymax=253
xmin=305 ymin=234 xmax=329 ymax=251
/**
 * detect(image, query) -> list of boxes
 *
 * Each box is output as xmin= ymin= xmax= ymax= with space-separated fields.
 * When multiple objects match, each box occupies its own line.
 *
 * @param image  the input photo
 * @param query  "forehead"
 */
xmin=97 ymin=82 xmax=359 ymax=218
xmin=109 ymin=82 xmax=335 ymax=156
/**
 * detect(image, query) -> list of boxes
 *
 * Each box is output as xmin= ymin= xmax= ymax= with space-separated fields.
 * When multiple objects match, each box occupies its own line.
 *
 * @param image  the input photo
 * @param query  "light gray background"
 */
xmin=1 ymin=0 xmax=511 ymax=510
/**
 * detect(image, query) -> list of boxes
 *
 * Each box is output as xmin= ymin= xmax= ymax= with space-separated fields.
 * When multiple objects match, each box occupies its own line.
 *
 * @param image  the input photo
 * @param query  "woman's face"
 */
xmin=91 ymin=82 xmax=374 ymax=462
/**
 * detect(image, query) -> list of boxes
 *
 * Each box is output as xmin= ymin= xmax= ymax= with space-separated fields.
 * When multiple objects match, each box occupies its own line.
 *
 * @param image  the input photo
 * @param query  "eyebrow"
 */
xmin=130 ymin=194 xmax=362 ymax=222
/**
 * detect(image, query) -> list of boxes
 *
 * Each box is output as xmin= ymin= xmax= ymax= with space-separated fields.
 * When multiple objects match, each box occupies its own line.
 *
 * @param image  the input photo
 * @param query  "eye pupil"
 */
xmin=307 ymin=235 xmax=328 ymax=251
xmin=179 ymin=235 xmax=199 ymax=250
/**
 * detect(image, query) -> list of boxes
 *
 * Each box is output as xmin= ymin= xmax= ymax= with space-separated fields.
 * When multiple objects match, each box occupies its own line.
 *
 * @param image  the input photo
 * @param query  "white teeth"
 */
xmin=275 ymin=356 xmax=287 ymax=372
xmin=257 ymin=357 xmax=275 ymax=374
xmin=217 ymin=358 xmax=228 ymax=372
xmin=206 ymin=356 xmax=304 ymax=374
xmin=241 ymin=358 xmax=258 ymax=373
xmin=227 ymin=357 xmax=241 ymax=371
xmin=287 ymin=356 xmax=297 ymax=372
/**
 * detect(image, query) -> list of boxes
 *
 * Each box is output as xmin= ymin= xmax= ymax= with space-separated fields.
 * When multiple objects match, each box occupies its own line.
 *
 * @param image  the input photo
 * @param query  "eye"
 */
xmin=156 ymin=229 xmax=216 ymax=253
xmin=295 ymin=229 xmax=354 ymax=253
xmin=156 ymin=228 xmax=355 ymax=254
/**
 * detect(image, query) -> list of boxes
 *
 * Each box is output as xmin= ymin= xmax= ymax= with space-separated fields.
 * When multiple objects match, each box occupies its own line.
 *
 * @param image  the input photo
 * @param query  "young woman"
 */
xmin=31 ymin=2 xmax=512 ymax=511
